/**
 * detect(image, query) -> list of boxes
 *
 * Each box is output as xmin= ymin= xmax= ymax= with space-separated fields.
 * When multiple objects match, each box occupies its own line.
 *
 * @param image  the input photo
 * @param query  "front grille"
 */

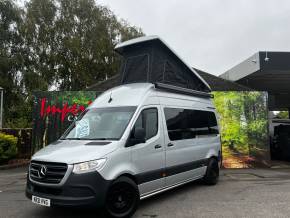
xmin=30 ymin=161 xmax=68 ymax=184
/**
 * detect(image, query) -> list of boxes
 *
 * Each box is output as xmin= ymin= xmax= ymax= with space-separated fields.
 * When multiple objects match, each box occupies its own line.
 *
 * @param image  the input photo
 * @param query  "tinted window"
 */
xmin=133 ymin=108 xmax=158 ymax=140
xmin=164 ymin=108 xmax=219 ymax=141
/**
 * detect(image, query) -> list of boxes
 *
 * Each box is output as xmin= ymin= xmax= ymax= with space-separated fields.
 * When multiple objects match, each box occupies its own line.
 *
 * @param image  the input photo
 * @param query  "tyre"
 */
xmin=105 ymin=176 xmax=139 ymax=218
xmin=203 ymin=158 xmax=219 ymax=185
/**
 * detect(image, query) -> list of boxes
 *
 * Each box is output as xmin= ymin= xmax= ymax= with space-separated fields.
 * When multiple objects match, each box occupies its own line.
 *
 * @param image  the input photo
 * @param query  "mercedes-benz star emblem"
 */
xmin=39 ymin=165 xmax=47 ymax=178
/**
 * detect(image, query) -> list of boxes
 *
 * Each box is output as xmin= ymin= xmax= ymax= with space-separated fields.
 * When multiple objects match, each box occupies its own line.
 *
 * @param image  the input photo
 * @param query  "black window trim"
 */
xmin=131 ymin=106 xmax=159 ymax=143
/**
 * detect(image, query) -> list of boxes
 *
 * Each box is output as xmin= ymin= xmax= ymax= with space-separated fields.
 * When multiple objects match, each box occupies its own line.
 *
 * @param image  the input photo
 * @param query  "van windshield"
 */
xmin=61 ymin=106 xmax=137 ymax=140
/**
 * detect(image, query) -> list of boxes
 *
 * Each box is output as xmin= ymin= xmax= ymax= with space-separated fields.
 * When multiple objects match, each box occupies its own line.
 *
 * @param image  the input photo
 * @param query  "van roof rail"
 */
xmin=154 ymin=83 xmax=213 ymax=99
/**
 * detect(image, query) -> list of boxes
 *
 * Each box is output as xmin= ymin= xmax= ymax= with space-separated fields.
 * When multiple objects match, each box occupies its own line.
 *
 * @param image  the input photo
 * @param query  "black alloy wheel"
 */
xmin=105 ymin=177 xmax=139 ymax=218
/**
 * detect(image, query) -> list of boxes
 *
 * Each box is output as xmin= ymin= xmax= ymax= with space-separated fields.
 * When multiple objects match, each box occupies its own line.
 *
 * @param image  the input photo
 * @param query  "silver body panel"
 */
xmin=31 ymin=83 xmax=221 ymax=198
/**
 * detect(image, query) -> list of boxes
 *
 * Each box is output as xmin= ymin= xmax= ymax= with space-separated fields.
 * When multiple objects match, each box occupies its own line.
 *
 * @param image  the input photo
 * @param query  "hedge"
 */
xmin=0 ymin=132 xmax=18 ymax=163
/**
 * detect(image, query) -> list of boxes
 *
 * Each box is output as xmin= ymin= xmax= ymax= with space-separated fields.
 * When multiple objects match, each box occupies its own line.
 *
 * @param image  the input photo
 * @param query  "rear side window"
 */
xmin=164 ymin=108 xmax=219 ymax=141
xmin=133 ymin=108 xmax=158 ymax=140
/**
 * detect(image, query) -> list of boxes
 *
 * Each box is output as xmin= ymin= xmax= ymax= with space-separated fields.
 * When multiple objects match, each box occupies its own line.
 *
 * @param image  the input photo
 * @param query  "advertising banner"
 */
xmin=213 ymin=91 xmax=270 ymax=168
xmin=32 ymin=91 xmax=99 ymax=152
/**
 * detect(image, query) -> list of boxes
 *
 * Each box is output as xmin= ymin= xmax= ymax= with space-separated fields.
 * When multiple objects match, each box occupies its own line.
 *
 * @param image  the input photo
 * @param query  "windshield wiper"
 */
xmin=62 ymin=138 xmax=81 ymax=140
xmin=87 ymin=138 xmax=114 ymax=140
xmin=61 ymin=137 xmax=116 ymax=141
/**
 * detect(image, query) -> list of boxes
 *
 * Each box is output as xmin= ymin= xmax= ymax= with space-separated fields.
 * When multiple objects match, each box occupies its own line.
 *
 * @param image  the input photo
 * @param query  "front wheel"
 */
xmin=105 ymin=176 xmax=139 ymax=218
xmin=203 ymin=158 xmax=219 ymax=185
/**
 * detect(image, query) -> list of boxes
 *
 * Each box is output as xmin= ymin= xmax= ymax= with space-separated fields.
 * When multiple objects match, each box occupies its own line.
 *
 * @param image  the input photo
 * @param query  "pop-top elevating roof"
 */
xmin=115 ymin=35 xmax=211 ymax=93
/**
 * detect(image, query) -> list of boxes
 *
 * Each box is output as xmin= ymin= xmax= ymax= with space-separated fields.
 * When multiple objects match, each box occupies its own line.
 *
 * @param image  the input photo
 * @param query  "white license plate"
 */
xmin=32 ymin=195 xmax=51 ymax=207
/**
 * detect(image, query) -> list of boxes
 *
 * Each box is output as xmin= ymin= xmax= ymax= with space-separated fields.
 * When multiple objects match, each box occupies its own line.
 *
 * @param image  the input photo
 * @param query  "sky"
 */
xmin=97 ymin=0 xmax=290 ymax=76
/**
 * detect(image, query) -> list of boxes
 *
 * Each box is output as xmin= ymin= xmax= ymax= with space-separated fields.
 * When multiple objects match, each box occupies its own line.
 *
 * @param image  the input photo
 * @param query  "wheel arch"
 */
xmin=115 ymin=173 xmax=138 ymax=185
xmin=205 ymin=148 xmax=219 ymax=162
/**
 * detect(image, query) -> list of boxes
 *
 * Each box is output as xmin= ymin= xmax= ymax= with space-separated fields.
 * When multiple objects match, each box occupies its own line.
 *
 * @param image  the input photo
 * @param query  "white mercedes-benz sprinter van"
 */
xmin=26 ymin=82 xmax=221 ymax=217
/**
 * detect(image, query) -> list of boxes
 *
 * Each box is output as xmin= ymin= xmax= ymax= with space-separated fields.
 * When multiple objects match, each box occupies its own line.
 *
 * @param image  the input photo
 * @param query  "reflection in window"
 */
xmin=62 ymin=107 xmax=136 ymax=140
xmin=164 ymin=108 xmax=219 ymax=141
xmin=132 ymin=108 xmax=158 ymax=140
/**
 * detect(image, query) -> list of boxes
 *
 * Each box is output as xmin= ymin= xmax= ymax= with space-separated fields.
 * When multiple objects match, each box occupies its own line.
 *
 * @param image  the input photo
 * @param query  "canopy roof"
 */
xmin=115 ymin=36 xmax=211 ymax=93
xmin=220 ymin=52 xmax=290 ymax=110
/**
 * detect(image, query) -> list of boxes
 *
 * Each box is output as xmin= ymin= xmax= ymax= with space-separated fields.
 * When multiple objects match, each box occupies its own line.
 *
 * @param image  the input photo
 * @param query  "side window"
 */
xmin=132 ymin=108 xmax=158 ymax=140
xmin=207 ymin=112 xmax=219 ymax=134
xmin=164 ymin=108 xmax=186 ymax=141
xmin=164 ymin=108 xmax=219 ymax=141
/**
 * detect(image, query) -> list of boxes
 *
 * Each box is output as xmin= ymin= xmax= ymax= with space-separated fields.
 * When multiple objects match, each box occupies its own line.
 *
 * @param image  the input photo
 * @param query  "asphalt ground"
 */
xmin=1 ymin=167 xmax=290 ymax=218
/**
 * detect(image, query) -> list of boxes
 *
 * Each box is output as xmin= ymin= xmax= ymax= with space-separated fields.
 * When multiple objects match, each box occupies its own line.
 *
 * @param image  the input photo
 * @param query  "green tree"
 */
xmin=0 ymin=0 xmax=144 ymax=127
xmin=213 ymin=91 xmax=269 ymax=158
xmin=0 ymin=0 xmax=31 ymax=127
xmin=243 ymin=92 xmax=268 ymax=149
xmin=22 ymin=0 xmax=144 ymax=91
xmin=21 ymin=0 xmax=57 ymax=93
xmin=214 ymin=91 xmax=248 ymax=152
xmin=275 ymin=111 xmax=289 ymax=119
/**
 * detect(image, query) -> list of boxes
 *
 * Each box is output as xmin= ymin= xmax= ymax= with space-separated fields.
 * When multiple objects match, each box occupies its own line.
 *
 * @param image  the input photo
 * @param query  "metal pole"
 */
xmin=0 ymin=89 xmax=3 ymax=129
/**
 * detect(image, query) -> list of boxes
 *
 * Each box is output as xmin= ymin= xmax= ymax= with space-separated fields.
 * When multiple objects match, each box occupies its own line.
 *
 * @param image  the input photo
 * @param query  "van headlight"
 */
xmin=73 ymin=158 xmax=107 ymax=174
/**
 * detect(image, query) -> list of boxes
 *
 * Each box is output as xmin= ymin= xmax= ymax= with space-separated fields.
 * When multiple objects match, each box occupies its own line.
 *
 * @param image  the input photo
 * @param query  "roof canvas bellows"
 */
xmin=115 ymin=36 xmax=211 ymax=93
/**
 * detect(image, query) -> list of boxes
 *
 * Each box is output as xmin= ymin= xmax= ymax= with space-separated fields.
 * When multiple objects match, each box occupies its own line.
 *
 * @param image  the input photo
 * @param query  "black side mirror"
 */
xmin=126 ymin=127 xmax=146 ymax=147
xmin=134 ymin=127 xmax=146 ymax=141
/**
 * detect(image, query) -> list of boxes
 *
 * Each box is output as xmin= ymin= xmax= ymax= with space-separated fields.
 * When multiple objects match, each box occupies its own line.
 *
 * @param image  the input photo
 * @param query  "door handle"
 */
xmin=154 ymin=144 xmax=162 ymax=149
xmin=167 ymin=142 xmax=174 ymax=147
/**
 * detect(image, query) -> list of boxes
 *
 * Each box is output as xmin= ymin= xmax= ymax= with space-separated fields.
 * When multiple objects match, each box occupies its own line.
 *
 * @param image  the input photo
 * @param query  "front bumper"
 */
xmin=26 ymin=170 xmax=111 ymax=208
